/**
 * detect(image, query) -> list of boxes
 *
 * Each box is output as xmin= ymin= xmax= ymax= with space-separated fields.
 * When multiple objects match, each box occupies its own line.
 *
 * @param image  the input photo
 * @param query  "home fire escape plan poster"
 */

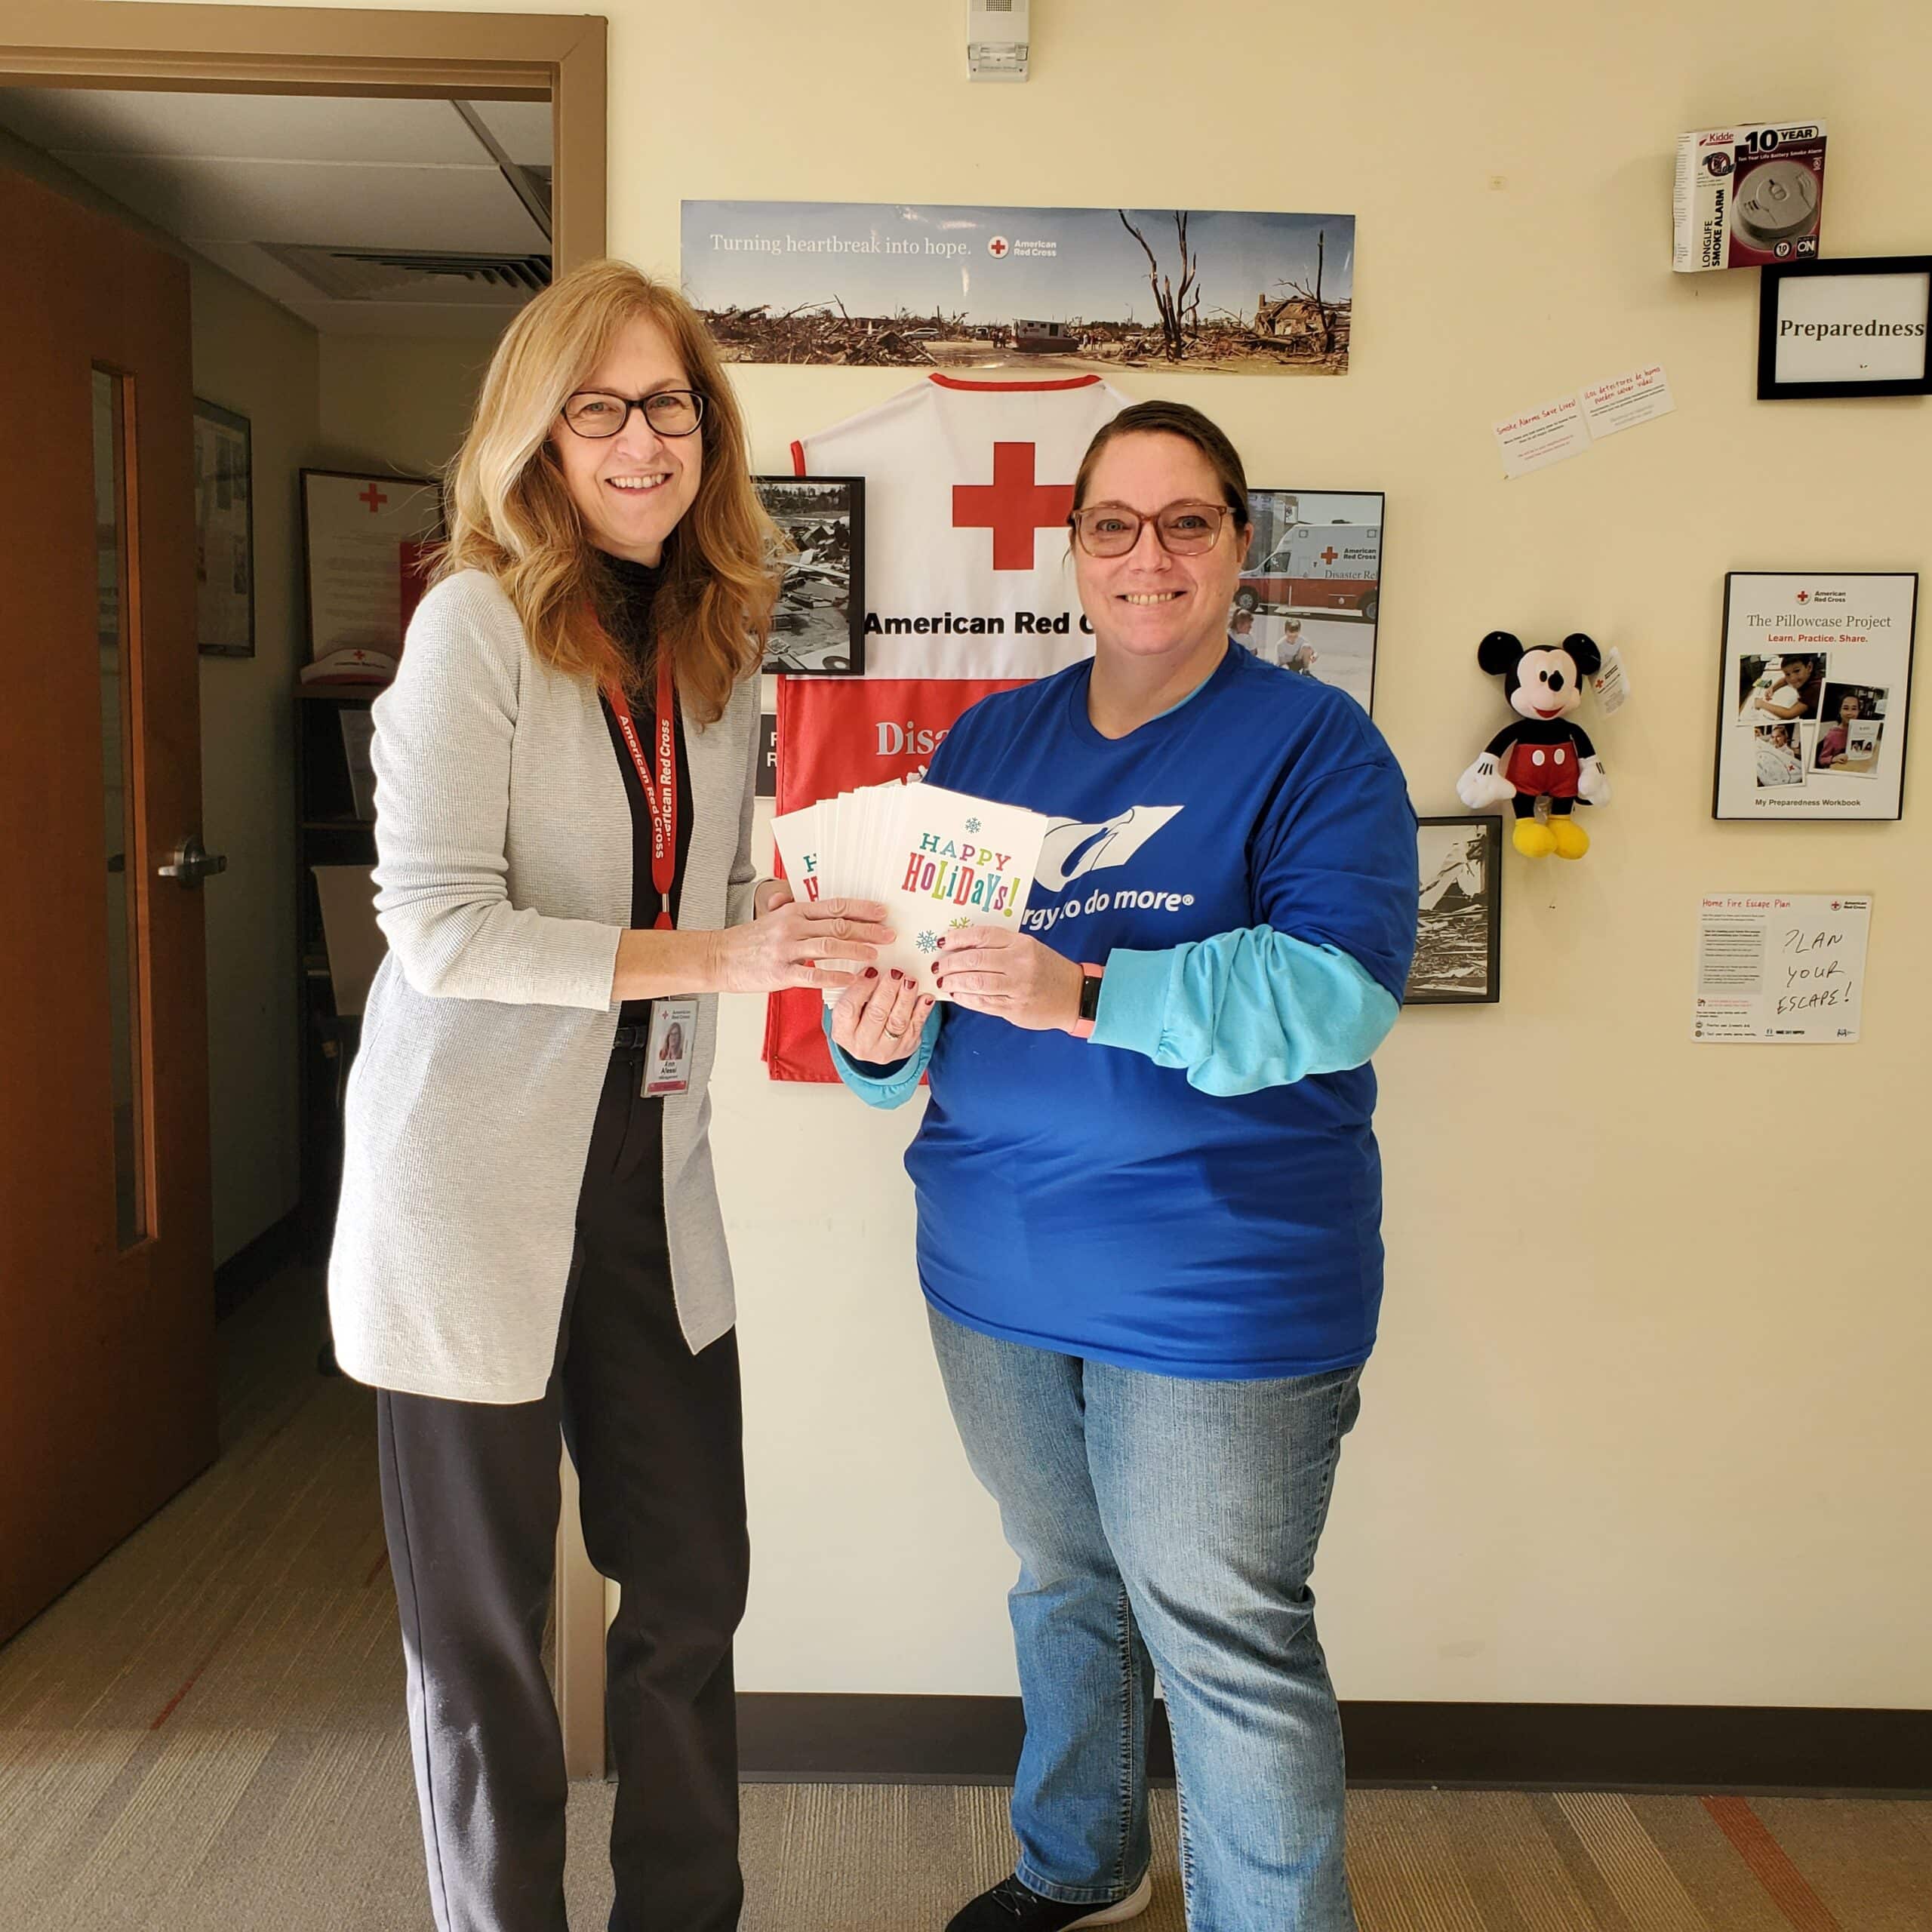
xmin=1693 ymin=894 xmax=1871 ymax=1043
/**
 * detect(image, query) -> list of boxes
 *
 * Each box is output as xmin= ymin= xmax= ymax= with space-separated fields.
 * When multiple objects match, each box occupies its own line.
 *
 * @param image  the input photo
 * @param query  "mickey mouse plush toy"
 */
xmin=1456 ymin=629 xmax=1611 ymax=858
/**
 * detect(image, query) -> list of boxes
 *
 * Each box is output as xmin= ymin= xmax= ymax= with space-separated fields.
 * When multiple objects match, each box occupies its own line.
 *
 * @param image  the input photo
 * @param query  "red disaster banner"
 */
xmin=761 ymin=675 xmax=1025 ymax=1082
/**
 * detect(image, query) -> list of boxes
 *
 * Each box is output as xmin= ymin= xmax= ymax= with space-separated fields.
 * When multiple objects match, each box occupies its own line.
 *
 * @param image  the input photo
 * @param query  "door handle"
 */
xmin=157 ymin=834 xmax=228 ymax=888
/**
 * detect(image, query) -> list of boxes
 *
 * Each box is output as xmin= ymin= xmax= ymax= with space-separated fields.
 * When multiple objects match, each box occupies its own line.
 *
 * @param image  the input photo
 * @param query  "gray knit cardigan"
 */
xmin=328 ymin=569 xmax=761 ymax=1402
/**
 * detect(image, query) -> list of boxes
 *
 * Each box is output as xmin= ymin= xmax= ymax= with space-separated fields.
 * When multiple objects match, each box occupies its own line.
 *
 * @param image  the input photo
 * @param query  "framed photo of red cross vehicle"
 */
xmin=300 ymin=468 xmax=442 ymax=675
xmin=1232 ymin=488 xmax=1384 ymax=715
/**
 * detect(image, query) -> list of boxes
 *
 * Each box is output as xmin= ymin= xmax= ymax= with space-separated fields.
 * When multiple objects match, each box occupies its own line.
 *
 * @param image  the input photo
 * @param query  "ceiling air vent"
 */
xmin=259 ymin=244 xmax=552 ymax=306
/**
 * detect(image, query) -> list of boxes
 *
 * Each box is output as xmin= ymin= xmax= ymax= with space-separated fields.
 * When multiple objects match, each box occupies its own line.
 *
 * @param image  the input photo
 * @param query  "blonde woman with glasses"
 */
xmin=330 ymin=260 xmax=890 ymax=1932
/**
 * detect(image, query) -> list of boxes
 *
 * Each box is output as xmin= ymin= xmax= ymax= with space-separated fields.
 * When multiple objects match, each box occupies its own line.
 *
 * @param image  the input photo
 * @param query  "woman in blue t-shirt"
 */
xmin=826 ymin=401 xmax=1417 ymax=1932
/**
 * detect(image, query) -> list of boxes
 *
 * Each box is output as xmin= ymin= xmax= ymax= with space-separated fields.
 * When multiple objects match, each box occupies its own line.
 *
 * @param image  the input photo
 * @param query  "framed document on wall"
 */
xmin=300 ymin=469 xmax=442 ymax=669
xmin=1758 ymin=257 xmax=1932 ymax=399
xmin=194 ymin=398 xmax=254 ymax=657
xmin=1713 ymin=571 xmax=1916 ymax=820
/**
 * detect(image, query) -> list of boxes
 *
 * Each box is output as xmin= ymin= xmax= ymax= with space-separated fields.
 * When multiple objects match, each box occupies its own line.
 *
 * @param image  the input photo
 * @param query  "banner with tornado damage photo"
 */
xmin=682 ymin=200 xmax=1354 ymax=377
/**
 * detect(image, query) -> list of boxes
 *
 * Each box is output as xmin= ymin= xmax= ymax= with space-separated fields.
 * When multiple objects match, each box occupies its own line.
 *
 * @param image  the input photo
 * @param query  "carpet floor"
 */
xmin=1 ymin=1272 xmax=1925 ymax=1930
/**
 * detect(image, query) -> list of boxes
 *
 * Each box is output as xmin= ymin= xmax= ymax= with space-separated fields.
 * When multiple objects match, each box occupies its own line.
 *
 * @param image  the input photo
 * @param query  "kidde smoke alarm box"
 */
xmin=1673 ymin=121 xmax=1827 ymax=271
xmin=968 ymin=0 xmax=1029 ymax=82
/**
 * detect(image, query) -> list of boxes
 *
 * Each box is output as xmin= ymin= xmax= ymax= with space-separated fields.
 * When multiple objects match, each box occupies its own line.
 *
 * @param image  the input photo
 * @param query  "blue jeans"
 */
xmin=928 ymin=1308 xmax=1361 ymax=1932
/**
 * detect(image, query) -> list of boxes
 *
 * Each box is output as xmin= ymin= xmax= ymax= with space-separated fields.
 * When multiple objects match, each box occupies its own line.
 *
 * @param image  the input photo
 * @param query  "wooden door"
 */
xmin=0 ymin=165 xmax=217 ymax=1642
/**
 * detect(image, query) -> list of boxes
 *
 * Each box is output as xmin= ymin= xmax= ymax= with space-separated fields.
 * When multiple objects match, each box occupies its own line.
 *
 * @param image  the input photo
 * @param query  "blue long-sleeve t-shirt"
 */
xmin=832 ymin=645 xmax=1419 ymax=1379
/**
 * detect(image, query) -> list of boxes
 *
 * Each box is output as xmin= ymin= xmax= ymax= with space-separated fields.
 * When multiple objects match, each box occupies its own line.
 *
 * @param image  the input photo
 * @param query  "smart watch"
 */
xmin=1071 ymin=961 xmax=1105 ymax=1040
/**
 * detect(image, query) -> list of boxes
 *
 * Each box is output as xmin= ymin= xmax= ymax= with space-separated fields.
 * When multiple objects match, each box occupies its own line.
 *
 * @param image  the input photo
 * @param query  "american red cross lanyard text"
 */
xmin=604 ymin=650 xmax=677 ymax=930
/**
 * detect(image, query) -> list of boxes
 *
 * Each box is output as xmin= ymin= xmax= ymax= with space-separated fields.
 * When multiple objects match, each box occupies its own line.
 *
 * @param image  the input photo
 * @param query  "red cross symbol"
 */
xmin=1795 ymin=589 xmax=1810 ymax=602
xmin=953 ymin=443 xmax=1072 ymax=571
xmin=989 ymin=235 xmax=1010 ymax=257
xmin=359 ymin=483 xmax=389 ymax=513
xmin=1318 ymin=545 xmax=1339 ymax=565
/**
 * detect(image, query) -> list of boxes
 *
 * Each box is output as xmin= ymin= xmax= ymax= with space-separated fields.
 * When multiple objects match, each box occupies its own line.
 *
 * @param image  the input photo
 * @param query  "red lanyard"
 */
xmin=604 ymin=648 xmax=678 ymax=930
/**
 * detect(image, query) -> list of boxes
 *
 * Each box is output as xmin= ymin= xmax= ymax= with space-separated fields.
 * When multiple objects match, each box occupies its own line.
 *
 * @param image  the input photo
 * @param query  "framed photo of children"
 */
xmin=1713 ymin=571 xmax=1917 ymax=821
xmin=1404 ymin=817 xmax=1502 ymax=1005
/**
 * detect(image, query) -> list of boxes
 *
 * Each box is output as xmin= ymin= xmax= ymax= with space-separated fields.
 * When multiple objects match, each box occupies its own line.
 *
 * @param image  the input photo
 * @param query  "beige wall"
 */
xmin=196 ymin=320 xmax=485 ymax=1263
xmin=168 ymin=0 xmax=1931 ymax=1709
xmin=190 ymin=262 xmax=321 ymax=1264
xmin=187 ymin=319 xmax=484 ymax=1263
xmin=191 ymin=322 xmax=486 ymax=1263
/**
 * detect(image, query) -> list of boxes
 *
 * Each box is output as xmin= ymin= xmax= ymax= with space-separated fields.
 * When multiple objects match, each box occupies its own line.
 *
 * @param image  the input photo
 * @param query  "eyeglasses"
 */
xmin=560 ymin=389 xmax=706 ymax=439
xmin=1069 ymin=500 xmax=1238 ymax=558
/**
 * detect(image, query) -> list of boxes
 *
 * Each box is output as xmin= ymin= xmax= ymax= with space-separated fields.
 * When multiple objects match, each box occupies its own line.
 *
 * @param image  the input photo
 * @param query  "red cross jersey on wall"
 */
xmin=786 ymin=370 xmax=1130 ymax=680
xmin=952 ymin=441 xmax=1075 ymax=571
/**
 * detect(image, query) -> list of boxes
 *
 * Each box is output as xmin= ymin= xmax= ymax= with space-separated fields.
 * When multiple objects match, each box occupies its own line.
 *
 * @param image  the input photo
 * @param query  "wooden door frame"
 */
xmin=0 ymin=1 xmax=611 ymax=1780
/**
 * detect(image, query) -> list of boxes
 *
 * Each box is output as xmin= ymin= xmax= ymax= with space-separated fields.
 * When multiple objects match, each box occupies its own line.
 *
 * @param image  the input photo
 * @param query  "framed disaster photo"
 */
xmin=1405 ymin=817 xmax=1502 ymax=1005
xmin=1229 ymin=489 xmax=1383 ymax=715
xmin=1758 ymin=256 xmax=1932 ymax=399
xmin=756 ymin=475 xmax=865 ymax=674
xmin=1714 ymin=571 xmax=1916 ymax=821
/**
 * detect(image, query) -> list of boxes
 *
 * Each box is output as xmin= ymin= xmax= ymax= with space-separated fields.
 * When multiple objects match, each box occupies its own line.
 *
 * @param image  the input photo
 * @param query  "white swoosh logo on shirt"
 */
xmin=1035 ymin=806 xmax=1183 ymax=892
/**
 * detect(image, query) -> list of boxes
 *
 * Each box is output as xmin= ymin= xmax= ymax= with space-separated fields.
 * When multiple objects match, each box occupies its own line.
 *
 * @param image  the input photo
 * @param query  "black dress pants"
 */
xmin=376 ymin=1049 xmax=749 ymax=1932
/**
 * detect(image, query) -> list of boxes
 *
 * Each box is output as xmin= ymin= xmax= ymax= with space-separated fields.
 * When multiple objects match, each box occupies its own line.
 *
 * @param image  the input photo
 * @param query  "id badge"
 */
xmin=644 ymin=999 xmax=698 ymax=1097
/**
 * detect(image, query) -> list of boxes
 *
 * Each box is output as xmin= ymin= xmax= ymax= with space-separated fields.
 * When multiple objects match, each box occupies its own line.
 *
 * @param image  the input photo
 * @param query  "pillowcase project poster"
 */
xmin=1713 ymin=571 xmax=1916 ymax=820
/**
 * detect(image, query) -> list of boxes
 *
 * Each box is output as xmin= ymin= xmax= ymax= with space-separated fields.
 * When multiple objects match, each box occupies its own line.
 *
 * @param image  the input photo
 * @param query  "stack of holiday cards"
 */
xmin=771 ymin=782 xmax=1054 ymax=998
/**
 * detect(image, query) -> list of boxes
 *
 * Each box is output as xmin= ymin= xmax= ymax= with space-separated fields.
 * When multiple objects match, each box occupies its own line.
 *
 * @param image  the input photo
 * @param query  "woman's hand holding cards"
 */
xmin=831 ymin=968 xmax=934 ymax=1065
xmin=931 ymin=927 xmax=1085 ymax=1033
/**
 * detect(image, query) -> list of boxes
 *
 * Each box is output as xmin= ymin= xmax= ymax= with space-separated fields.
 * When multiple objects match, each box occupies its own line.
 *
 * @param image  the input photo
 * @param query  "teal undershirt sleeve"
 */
xmin=824 ymin=1004 xmax=942 ymax=1109
xmin=824 ymin=931 xmax=1395 ymax=1106
xmin=1089 ymin=928 xmax=1398 ymax=1098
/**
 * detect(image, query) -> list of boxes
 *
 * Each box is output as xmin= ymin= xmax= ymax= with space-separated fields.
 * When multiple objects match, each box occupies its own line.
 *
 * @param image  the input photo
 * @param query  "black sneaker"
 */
xmin=944 ymin=1872 xmax=1152 ymax=1931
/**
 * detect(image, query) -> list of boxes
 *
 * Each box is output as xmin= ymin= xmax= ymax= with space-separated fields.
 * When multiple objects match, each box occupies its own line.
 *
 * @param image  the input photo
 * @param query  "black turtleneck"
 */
xmin=596 ymin=552 xmax=694 ymax=1024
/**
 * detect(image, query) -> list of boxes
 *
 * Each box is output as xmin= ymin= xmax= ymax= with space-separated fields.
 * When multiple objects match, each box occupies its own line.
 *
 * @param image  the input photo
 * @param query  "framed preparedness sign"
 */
xmin=1714 ymin=571 xmax=1916 ymax=821
xmin=1758 ymin=257 xmax=1932 ymax=399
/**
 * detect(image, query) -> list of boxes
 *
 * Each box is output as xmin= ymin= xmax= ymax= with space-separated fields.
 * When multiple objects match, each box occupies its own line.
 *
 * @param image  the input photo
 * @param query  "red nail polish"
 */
xmin=890 ymin=969 xmax=903 ymax=980
xmin=865 ymin=967 xmax=878 ymax=978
